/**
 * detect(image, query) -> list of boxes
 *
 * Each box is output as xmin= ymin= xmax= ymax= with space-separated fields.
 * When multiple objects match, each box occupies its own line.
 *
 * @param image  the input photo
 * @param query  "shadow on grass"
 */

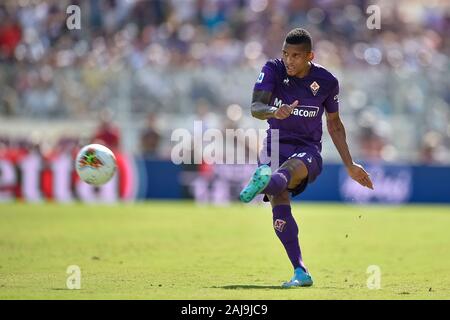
xmin=212 ymin=285 xmax=298 ymax=290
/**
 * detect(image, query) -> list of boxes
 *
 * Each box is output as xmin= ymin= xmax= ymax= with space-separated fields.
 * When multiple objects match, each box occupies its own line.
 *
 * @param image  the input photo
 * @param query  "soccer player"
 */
xmin=239 ymin=28 xmax=374 ymax=288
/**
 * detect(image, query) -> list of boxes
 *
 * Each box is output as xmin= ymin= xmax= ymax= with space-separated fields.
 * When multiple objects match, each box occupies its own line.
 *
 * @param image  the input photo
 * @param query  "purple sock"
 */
xmin=272 ymin=205 xmax=307 ymax=272
xmin=262 ymin=169 xmax=291 ymax=196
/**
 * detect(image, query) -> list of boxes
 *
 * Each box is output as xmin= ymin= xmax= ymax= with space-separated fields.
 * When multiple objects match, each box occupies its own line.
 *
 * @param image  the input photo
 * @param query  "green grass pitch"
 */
xmin=1 ymin=201 xmax=450 ymax=299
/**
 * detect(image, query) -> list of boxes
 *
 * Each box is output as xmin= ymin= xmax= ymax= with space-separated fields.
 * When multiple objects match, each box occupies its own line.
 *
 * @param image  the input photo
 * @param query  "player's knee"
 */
xmin=288 ymin=177 xmax=304 ymax=190
xmin=279 ymin=159 xmax=297 ymax=174
xmin=279 ymin=158 xmax=308 ymax=189
xmin=280 ymin=158 xmax=308 ymax=181
xmin=269 ymin=190 xmax=290 ymax=206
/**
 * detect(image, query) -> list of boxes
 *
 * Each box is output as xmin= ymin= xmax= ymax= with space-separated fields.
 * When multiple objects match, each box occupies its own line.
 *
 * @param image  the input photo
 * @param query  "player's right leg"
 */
xmin=239 ymin=165 xmax=272 ymax=203
xmin=269 ymin=191 xmax=313 ymax=288
xmin=239 ymin=158 xmax=307 ymax=203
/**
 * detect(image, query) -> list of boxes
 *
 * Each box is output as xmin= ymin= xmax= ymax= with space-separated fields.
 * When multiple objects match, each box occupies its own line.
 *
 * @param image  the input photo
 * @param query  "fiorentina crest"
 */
xmin=273 ymin=219 xmax=286 ymax=232
xmin=310 ymin=81 xmax=320 ymax=96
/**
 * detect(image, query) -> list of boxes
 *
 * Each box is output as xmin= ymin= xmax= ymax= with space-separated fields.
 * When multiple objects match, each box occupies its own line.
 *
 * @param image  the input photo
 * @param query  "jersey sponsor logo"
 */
xmin=274 ymin=97 xmax=283 ymax=108
xmin=310 ymin=81 xmax=320 ymax=96
xmin=272 ymin=97 xmax=319 ymax=118
xmin=291 ymin=106 xmax=319 ymax=117
xmin=274 ymin=219 xmax=286 ymax=232
xmin=256 ymin=72 xmax=265 ymax=83
xmin=283 ymin=78 xmax=289 ymax=85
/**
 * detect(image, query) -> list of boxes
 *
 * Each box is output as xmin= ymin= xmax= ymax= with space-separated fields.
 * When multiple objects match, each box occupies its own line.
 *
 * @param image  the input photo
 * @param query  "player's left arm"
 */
xmin=326 ymin=111 xmax=374 ymax=190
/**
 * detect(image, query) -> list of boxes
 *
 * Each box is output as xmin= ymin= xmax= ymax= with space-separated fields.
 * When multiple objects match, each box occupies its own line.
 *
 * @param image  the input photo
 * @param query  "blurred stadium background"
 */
xmin=0 ymin=0 xmax=449 ymax=204
xmin=1 ymin=0 xmax=450 ymax=300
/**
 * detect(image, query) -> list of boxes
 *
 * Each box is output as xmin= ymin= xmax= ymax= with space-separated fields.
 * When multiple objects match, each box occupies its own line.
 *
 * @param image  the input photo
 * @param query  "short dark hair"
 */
xmin=285 ymin=28 xmax=312 ymax=51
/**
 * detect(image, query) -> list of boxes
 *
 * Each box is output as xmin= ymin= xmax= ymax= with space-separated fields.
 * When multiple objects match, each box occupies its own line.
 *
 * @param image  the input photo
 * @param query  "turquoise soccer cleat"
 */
xmin=281 ymin=268 xmax=314 ymax=288
xmin=239 ymin=165 xmax=272 ymax=203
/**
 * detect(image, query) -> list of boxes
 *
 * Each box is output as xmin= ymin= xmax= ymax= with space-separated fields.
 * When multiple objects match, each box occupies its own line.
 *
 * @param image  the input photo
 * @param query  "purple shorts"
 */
xmin=258 ymin=142 xmax=323 ymax=201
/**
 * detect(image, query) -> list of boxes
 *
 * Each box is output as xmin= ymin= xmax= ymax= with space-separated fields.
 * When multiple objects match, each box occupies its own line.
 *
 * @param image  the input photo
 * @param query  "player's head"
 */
xmin=282 ymin=28 xmax=314 ymax=77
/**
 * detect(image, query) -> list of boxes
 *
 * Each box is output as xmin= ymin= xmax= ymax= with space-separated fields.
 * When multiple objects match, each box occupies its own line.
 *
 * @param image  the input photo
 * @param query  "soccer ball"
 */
xmin=75 ymin=144 xmax=117 ymax=186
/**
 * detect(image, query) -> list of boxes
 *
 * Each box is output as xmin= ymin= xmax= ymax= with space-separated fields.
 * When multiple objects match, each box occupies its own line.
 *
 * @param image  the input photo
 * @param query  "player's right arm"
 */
xmin=251 ymin=60 xmax=298 ymax=120
xmin=251 ymin=90 xmax=298 ymax=120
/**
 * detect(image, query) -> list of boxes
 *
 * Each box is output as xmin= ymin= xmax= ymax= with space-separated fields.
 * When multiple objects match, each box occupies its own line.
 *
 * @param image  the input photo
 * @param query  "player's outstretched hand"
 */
xmin=346 ymin=162 xmax=374 ymax=190
xmin=274 ymin=100 xmax=298 ymax=120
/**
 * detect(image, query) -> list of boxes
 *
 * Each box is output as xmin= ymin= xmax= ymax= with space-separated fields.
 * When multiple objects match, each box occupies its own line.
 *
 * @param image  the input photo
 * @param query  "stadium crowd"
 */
xmin=0 ymin=0 xmax=449 ymax=164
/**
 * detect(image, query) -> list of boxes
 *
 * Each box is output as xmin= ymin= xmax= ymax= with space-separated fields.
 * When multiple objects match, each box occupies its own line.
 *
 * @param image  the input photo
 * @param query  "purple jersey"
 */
xmin=254 ymin=59 xmax=339 ymax=154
